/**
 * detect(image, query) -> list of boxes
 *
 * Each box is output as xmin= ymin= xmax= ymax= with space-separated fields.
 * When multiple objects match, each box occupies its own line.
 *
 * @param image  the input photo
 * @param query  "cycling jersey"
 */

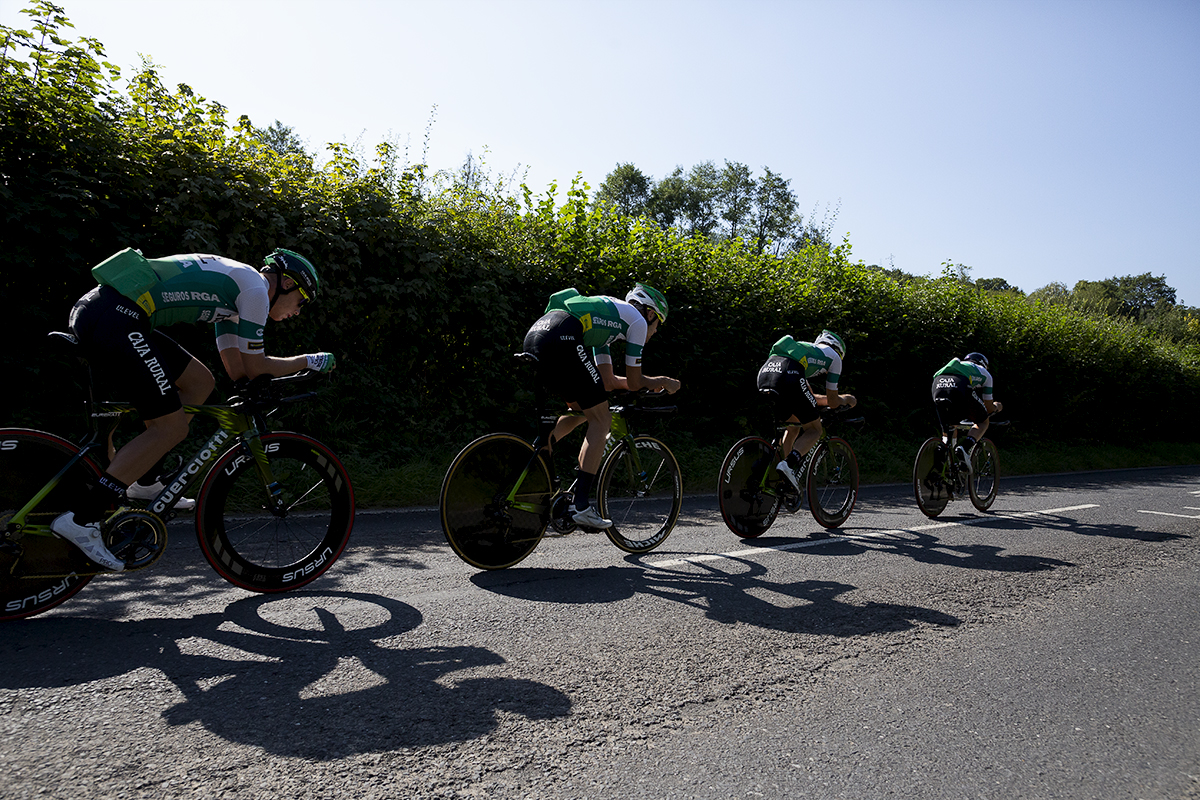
xmin=933 ymin=358 xmax=994 ymax=400
xmin=767 ymin=335 xmax=842 ymax=392
xmin=95 ymin=253 xmax=270 ymax=355
xmin=545 ymin=290 xmax=649 ymax=368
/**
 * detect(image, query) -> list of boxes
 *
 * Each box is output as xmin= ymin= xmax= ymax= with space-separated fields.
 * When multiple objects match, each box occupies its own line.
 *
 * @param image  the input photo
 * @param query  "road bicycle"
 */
xmin=0 ymin=332 xmax=355 ymax=621
xmin=717 ymin=396 xmax=862 ymax=538
xmin=912 ymin=411 xmax=1008 ymax=518
xmin=439 ymin=355 xmax=683 ymax=570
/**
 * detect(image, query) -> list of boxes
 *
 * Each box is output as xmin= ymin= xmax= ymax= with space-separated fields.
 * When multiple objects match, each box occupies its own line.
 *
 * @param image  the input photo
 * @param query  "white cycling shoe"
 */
xmin=50 ymin=513 xmax=124 ymax=572
xmin=570 ymin=505 xmax=612 ymax=529
xmin=776 ymin=460 xmax=801 ymax=492
xmin=126 ymin=480 xmax=196 ymax=511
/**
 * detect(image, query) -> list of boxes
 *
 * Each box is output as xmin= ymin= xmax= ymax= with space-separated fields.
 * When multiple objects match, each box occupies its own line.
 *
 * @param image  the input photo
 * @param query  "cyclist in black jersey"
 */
xmin=522 ymin=283 xmax=681 ymax=529
xmin=48 ymin=248 xmax=336 ymax=571
xmin=931 ymin=352 xmax=1003 ymax=464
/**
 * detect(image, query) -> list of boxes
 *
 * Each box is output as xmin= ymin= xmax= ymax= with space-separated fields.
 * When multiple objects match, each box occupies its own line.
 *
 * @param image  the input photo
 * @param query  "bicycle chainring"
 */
xmin=103 ymin=509 xmax=168 ymax=571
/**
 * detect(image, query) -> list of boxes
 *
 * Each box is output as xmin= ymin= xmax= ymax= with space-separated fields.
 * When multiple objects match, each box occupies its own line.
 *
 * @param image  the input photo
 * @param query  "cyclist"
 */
xmin=521 ymin=283 xmax=681 ymax=529
xmin=50 ymin=248 xmax=337 ymax=571
xmin=931 ymin=352 xmax=1003 ymax=463
xmin=757 ymin=330 xmax=857 ymax=491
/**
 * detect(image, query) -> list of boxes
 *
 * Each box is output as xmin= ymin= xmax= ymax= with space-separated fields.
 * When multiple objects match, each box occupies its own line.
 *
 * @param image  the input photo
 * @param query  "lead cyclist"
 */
xmin=37 ymin=248 xmax=337 ymax=571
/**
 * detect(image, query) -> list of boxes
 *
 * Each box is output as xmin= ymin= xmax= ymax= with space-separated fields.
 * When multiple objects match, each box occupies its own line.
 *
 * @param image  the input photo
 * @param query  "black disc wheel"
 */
xmin=716 ymin=437 xmax=781 ymax=538
xmin=439 ymin=433 xmax=551 ymax=570
xmin=913 ymin=436 xmax=950 ymax=518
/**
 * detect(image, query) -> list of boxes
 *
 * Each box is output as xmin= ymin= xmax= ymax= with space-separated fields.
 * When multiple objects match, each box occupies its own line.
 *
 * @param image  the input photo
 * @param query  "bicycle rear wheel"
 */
xmin=717 ymin=437 xmax=781 ymax=538
xmin=196 ymin=432 xmax=355 ymax=593
xmin=598 ymin=435 xmax=682 ymax=553
xmin=0 ymin=429 xmax=101 ymax=620
xmin=913 ymin=437 xmax=950 ymax=518
xmin=806 ymin=437 xmax=859 ymax=529
xmin=440 ymin=433 xmax=551 ymax=570
xmin=968 ymin=438 xmax=1000 ymax=511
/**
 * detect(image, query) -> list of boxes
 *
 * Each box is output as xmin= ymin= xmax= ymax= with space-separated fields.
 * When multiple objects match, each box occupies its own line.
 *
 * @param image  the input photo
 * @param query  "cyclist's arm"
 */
xmin=626 ymin=365 xmax=681 ymax=394
xmin=825 ymin=390 xmax=857 ymax=409
xmin=985 ymin=399 xmax=1003 ymax=413
xmin=220 ymin=348 xmax=307 ymax=381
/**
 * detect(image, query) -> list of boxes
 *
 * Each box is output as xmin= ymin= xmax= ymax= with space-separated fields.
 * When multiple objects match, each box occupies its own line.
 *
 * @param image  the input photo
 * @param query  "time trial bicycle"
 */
xmin=439 ymin=354 xmax=683 ymax=570
xmin=0 ymin=332 xmax=355 ymax=621
xmin=717 ymin=395 xmax=862 ymax=538
xmin=912 ymin=411 xmax=1008 ymax=518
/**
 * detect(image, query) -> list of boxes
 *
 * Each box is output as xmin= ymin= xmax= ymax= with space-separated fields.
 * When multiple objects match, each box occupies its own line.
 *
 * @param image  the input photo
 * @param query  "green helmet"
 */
xmin=625 ymin=282 xmax=669 ymax=324
xmin=264 ymin=248 xmax=319 ymax=302
xmin=814 ymin=329 xmax=846 ymax=358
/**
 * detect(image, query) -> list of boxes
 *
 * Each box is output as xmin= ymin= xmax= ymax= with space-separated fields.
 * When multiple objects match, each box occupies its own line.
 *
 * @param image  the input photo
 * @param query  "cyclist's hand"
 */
xmin=663 ymin=378 xmax=681 ymax=394
xmin=840 ymin=394 xmax=857 ymax=409
xmin=304 ymin=352 xmax=337 ymax=373
xmin=992 ymin=401 xmax=1003 ymax=413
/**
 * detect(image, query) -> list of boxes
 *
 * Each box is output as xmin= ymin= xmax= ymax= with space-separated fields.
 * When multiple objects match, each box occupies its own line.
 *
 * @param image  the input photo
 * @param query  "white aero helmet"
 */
xmin=814 ymin=329 xmax=846 ymax=358
xmin=625 ymin=282 xmax=669 ymax=324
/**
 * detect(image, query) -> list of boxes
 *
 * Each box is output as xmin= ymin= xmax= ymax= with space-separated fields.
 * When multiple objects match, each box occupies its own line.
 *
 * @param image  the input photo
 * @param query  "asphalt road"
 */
xmin=3 ymin=466 xmax=1199 ymax=800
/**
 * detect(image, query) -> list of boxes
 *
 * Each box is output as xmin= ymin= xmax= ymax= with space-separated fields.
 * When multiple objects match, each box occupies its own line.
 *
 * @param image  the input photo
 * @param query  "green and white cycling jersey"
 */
xmin=99 ymin=253 xmax=270 ymax=355
xmin=933 ymin=358 xmax=994 ymax=399
xmin=768 ymin=335 xmax=843 ymax=392
xmin=546 ymin=291 xmax=649 ymax=368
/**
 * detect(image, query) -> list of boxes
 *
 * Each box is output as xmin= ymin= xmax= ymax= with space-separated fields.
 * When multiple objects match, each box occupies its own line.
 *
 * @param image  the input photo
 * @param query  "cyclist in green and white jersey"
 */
xmin=756 ymin=330 xmax=857 ymax=491
xmin=931 ymin=352 xmax=1003 ymax=463
xmin=51 ymin=248 xmax=336 ymax=571
xmin=522 ymin=283 xmax=681 ymax=529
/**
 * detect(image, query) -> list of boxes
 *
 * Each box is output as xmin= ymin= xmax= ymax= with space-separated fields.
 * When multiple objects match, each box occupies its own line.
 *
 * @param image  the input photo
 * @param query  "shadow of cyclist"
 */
xmin=0 ymin=591 xmax=570 ymax=759
xmin=472 ymin=562 xmax=960 ymax=637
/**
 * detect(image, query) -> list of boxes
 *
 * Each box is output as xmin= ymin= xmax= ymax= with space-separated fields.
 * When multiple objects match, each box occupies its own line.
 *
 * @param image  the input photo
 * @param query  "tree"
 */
xmin=749 ymin=167 xmax=799 ymax=254
xmin=594 ymin=162 xmax=651 ymax=217
xmin=254 ymin=119 xmax=308 ymax=155
xmin=975 ymin=277 xmax=1023 ymax=294
xmin=1028 ymin=282 xmax=1070 ymax=305
xmin=716 ymin=160 xmax=755 ymax=240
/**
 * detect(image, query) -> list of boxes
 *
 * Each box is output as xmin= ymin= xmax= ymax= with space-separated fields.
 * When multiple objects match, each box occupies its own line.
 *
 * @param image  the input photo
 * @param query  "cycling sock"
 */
xmin=574 ymin=469 xmax=596 ymax=510
xmin=75 ymin=472 xmax=128 ymax=524
xmin=963 ymin=435 xmax=978 ymax=449
xmin=136 ymin=452 xmax=176 ymax=487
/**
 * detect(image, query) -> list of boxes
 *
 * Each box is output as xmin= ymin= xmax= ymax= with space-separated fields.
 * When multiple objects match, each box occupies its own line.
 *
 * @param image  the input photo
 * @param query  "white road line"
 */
xmin=648 ymin=503 xmax=1101 ymax=569
xmin=1138 ymin=510 xmax=1200 ymax=519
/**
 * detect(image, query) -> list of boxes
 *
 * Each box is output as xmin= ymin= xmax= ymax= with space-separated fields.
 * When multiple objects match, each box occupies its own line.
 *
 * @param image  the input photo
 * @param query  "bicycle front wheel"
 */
xmin=806 ymin=437 xmax=859 ymax=529
xmin=0 ymin=429 xmax=100 ymax=620
xmin=598 ymin=436 xmax=682 ymax=553
xmin=968 ymin=438 xmax=1000 ymax=511
xmin=440 ymin=433 xmax=551 ymax=570
xmin=196 ymin=432 xmax=355 ymax=593
xmin=716 ymin=437 xmax=781 ymax=538
xmin=913 ymin=436 xmax=950 ymax=518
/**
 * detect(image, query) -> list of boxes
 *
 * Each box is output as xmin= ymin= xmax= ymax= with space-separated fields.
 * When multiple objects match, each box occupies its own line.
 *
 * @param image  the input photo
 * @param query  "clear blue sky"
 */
xmin=5 ymin=0 xmax=1198 ymax=305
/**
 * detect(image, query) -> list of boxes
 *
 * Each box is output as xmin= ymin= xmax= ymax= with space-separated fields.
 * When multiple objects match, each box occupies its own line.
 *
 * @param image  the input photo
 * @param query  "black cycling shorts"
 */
xmin=521 ymin=310 xmax=607 ymax=410
xmin=69 ymin=285 xmax=196 ymax=420
xmin=757 ymin=355 xmax=820 ymax=424
xmin=931 ymin=374 xmax=988 ymax=429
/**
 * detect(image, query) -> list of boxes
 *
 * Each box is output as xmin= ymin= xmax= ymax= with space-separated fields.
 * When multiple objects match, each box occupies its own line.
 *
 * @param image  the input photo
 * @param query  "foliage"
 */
xmin=3 ymin=3 xmax=1198 ymax=501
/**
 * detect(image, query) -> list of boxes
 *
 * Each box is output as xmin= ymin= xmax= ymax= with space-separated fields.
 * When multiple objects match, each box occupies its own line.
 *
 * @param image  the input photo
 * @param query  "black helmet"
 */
xmin=963 ymin=352 xmax=989 ymax=370
xmin=263 ymin=248 xmax=319 ymax=302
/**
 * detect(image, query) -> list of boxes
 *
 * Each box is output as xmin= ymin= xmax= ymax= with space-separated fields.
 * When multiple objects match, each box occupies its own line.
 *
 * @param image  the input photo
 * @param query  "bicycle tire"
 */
xmin=806 ymin=437 xmax=859 ymax=529
xmin=439 ymin=433 xmax=551 ymax=570
xmin=196 ymin=432 xmax=355 ymax=593
xmin=716 ymin=437 xmax=781 ymax=538
xmin=597 ymin=435 xmax=682 ymax=553
xmin=913 ymin=436 xmax=950 ymax=518
xmin=0 ymin=429 xmax=101 ymax=620
xmin=968 ymin=438 xmax=1000 ymax=511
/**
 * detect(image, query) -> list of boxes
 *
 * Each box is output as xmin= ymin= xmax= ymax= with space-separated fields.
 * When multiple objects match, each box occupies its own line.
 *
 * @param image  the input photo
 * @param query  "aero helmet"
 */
xmin=626 ymin=282 xmax=669 ymax=324
xmin=963 ymin=352 xmax=989 ymax=370
xmin=264 ymin=248 xmax=320 ymax=302
xmin=814 ymin=329 xmax=846 ymax=358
